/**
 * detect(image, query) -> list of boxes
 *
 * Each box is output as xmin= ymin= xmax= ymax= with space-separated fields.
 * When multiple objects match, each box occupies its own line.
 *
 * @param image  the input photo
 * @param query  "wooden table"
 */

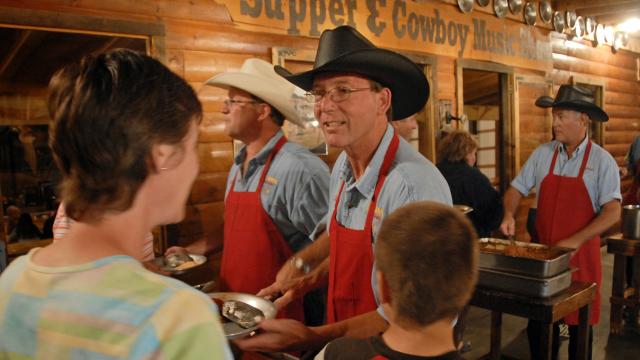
xmin=470 ymin=281 xmax=596 ymax=360
xmin=606 ymin=233 xmax=640 ymax=335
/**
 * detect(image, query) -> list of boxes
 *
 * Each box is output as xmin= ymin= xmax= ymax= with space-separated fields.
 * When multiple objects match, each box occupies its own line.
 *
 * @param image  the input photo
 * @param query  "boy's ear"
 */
xmin=151 ymin=143 xmax=183 ymax=172
xmin=375 ymin=270 xmax=392 ymax=304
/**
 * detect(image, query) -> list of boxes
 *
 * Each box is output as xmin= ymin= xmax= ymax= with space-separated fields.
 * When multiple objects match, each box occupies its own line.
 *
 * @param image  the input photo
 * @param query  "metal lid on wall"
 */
xmin=494 ymin=0 xmax=508 ymax=18
xmin=524 ymin=2 xmax=537 ymax=26
xmin=553 ymin=11 xmax=565 ymax=33
xmin=458 ymin=0 xmax=474 ymax=14
xmin=595 ymin=23 xmax=605 ymax=45
xmin=574 ymin=16 xmax=584 ymax=39
xmin=476 ymin=0 xmax=490 ymax=6
xmin=540 ymin=1 xmax=552 ymax=23
xmin=566 ymin=11 xmax=577 ymax=30
xmin=509 ymin=0 xmax=523 ymax=15
xmin=586 ymin=17 xmax=596 ymax=37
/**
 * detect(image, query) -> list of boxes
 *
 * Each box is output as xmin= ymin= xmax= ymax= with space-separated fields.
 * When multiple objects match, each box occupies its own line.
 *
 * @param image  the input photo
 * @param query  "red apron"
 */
xmin=220 ymin=136 xmax=304 ymax=321
xmin=326 ymin=134 xmax=399 ymax=323
xmin=535 ymin=141 xmax=601 ymax=325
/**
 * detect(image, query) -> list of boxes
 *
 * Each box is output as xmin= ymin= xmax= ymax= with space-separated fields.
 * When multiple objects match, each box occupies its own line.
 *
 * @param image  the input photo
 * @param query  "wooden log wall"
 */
xmin=1 ymin=0 xmax=638 ymax=274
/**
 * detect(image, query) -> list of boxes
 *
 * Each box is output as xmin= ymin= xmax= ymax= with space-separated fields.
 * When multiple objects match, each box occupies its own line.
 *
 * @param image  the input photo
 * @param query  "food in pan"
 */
xmin=218 ymin=300 xmax=265 ymax=329
xmin=164 ymin=253 xmax=197 ymax=270
xmin=480 ymin=240 xmax=564 ymax=260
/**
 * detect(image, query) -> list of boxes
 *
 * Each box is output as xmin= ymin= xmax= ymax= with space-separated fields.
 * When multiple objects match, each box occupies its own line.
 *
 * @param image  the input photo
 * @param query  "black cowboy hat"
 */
xmin=274 ymin=26 xmax=429 ymax=120
xmin=535 ymin=84 xmax=608 ymax=122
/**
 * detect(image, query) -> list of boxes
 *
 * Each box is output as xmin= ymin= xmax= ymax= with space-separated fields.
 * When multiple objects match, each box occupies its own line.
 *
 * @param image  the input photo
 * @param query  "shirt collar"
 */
xmin=234 ymin=130 xmax=285 ymax=166
xmin=339 ymin=124 xmax=395 ymax=200
xmin=558 ymin=135 xmax=589 ymax=157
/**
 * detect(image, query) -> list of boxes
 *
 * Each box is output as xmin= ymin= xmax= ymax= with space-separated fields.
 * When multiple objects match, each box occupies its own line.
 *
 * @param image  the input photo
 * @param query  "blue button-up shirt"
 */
xmin=226 ymin=131 xmax=330 ymax=252
xmin=326 ymin=124 xmax=452 ymax=317
xmin=512 ymin=136 xmax=621 ymax=212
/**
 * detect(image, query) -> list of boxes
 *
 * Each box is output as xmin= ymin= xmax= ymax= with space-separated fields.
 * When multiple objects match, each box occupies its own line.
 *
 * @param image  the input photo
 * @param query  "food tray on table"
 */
xmin=477 ymin=268 xmax=574 ymax=298
xmin=479 ymin=238 xmax=572 ymax=278
xmin=208 ymin=292 xmax=277 ymax=340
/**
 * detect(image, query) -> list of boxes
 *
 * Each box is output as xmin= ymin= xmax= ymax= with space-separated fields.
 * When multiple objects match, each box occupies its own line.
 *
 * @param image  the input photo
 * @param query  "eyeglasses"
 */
xmin=223 ymin=98 xmax=262 ymax=107
xmin=305 ymin=86 xmax=372 ymax=103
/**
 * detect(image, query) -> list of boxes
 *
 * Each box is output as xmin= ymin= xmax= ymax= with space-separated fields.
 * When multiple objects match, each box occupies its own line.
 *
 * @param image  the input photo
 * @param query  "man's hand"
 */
xmin=233 ymin=318 xmax=324 ymax=352
xmin=500 ymin=215 xmax=516 ymax=237
xmin=257 ymin=274 xmax=315 ymax=310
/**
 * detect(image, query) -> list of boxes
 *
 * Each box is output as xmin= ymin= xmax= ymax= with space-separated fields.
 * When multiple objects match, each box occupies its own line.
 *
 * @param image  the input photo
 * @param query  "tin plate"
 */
xmin=208 ymin=292 xmax=277 ymax=340
xmin=150 ymin=253 xmax=207 ymax=275
xmin=478 ymin=268 xmax=573 ymax=297
xmin=479 ymin=238 xmax=572 ymax=278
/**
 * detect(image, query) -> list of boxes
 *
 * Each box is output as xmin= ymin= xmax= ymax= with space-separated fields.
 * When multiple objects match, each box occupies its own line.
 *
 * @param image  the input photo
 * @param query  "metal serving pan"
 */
xmin=478 ymin=268 xmax=573 ymax=298
xmin=479 ymin=238 xmax=572 ymax=278
xmin=208 ymin=292 xmax=277 ymax=340
xmin=150 ymin=253 xmax=207 ymax=275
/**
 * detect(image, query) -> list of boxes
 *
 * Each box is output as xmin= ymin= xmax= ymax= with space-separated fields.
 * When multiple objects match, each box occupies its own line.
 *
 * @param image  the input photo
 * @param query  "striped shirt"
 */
xmin=53 ymin=204 xmax=155 ymax=262
xmin=0 ymin=249 xmax=233 ymax=359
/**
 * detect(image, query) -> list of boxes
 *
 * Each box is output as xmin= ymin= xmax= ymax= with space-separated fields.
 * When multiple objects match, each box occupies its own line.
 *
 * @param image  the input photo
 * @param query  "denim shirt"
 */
xmin=226 ymin=131 xmax=330 ymax=252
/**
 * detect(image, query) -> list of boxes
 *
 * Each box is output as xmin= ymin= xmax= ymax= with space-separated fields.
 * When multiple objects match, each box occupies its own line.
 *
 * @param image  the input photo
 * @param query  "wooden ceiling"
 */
xmin=553 ymin=0 xmax=640 ymax=28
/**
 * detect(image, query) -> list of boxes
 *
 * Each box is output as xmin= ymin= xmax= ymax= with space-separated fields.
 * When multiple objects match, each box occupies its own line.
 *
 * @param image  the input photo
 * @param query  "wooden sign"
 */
xmin=223 ymin=0 xmax=553 ymax=72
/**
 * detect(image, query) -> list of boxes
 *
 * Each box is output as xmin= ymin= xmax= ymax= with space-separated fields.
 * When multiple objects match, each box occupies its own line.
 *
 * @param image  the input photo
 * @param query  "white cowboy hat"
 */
xmin=205 ymin=58 xmax=308 ymax=128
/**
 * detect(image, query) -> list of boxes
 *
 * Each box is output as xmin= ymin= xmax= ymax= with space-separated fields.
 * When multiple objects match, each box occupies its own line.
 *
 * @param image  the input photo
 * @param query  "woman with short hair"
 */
xmin=0 ymin=49 xmax=232 ymax=359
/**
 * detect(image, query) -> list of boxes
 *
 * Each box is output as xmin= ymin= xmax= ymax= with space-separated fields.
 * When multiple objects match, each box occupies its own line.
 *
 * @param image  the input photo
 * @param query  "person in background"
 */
xmin=0 ymin=49 xmax=232 ymax=359
xmin=5 ymin=205 xmax=21 ymax=236
xmin=437 ymin=130 xmax=503 ymax=238
xmin=240 ymin=25 xmax=451 ymax=353
xmin=623 ymin=135 xmax=640 ymax=205
xmin=500 ymin=84 xmax=620 ymax=360
xmin=391 ymin=114 xmax=418 ymax=142
xmin=316 ymin=201 xmax=477 ymax=360
xmin=7 ymin=213 xmax=41 ymax=243
xmin=192 ymin=58 xmax=330 ymax=325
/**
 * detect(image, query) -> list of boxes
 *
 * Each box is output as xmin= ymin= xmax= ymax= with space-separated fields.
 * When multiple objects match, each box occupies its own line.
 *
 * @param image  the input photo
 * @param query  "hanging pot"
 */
xmin=574 ymin=16 xmax=584 ymax=39
xmin=477 ymin=0 xmax=490 ymax=7
xmin=458 ymin=0 xmax=474 ymax=14
xmin=595 ymin=23 xmax=605 ymax=45
xmin=566 ymin=11 xmax=577 ymax=30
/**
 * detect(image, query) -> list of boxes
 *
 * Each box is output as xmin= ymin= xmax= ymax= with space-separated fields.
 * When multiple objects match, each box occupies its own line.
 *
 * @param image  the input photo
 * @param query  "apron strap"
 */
xmin=229 ymin=136 xmax=287 ymax=194
xmin=577 ymin=140 xmax=592 ymax=178
xmin=364 ymin=134 xmax=400 ymax=233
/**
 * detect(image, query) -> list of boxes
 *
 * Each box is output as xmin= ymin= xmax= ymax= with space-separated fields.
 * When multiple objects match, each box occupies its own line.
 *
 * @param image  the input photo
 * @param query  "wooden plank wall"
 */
xmin=1 ymin=0 xmax=638 ymax=270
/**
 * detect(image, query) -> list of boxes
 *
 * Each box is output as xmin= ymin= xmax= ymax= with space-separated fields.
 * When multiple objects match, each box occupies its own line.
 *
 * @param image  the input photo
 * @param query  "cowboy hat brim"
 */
xmin=275 ymin=48 xmax=429 ymax=121
xmin=535 ymin=96 xmax=609 ymax=122
xmin=206 ymin=72 xmax=306 ymax=128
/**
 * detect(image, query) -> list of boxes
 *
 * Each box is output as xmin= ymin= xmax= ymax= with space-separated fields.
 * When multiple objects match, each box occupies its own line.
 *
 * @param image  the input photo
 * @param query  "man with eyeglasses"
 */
xmin=240 ymin=26 xmax=451 ymax=353
xmin=500 ymin=85 xmax=620 ymax=360
xmin=198 ymin=58 xmax=330 ymax=325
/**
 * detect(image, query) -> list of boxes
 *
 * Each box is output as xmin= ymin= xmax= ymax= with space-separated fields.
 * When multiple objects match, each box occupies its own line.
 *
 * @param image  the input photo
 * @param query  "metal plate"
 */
xmin=476 ymin=0 xmax=490 ymax=6
xmin=150 ymin=253 xmax=207 ymax=275
xmin=539 ymin=0 xmax=552 ymax=23
xmin=479 ymin=238 xmax=572 ymax=278
xmin=478 ymin=268 xmax=573 ymax=297
xmin=524 ymin=2 xmax=537 ymax=26
xmin=604 ymin=25 xmax=615 ymax=44
xmin=553 ymin=11 xmax=565 ymax=33
xmin=494 ymin=0 xmax=508 ymax=18
xmin=458 ymin=0 xmax=473 ymax=13
xmin=209 ymin=292 xmax=277 ymax=340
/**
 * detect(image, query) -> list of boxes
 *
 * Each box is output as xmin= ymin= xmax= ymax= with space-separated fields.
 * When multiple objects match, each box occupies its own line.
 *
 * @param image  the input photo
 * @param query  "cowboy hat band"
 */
xmin=205 ymin=58 xmax=308 ymax=128
xmin=274 ymin=25 xmax=429 ymax=120
xmin=535 ymin=84 xmax=608 ymax=122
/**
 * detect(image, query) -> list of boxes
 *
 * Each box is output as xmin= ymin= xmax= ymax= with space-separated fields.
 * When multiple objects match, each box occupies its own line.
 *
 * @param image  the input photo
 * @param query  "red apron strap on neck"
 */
xmin=256 ymin=136 xmax=288 ymax=193
xmin=364 ymin=134 xmax=400 ymax=232
xmin=578 ymin=140 xmax=592 ymax=178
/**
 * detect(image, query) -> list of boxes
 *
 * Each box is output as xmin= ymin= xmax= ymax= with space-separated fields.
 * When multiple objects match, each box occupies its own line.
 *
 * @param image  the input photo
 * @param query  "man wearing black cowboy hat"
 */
xmin=239 ymin=25 xmax=451 ymax=352
xmin=500 ymin=84 xmax=621 ymax=359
